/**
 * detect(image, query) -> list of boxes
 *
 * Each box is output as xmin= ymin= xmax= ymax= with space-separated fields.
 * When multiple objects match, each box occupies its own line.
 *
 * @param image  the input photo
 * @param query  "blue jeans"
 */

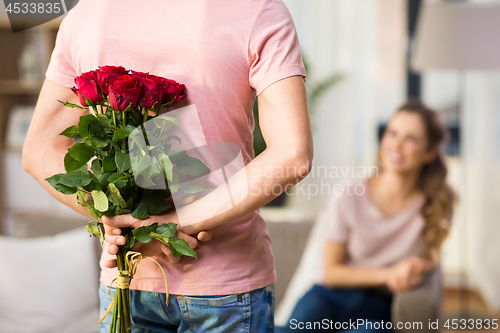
xmin=99 ymin=282 xmax=275 ymax=333
xmin=275 ymin=285 xmax=392 ymax=333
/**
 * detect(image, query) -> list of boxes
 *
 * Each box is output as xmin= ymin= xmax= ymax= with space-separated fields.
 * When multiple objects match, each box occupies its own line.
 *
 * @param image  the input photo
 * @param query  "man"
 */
xmin=23 ymin=0 xmax=313 ymax=331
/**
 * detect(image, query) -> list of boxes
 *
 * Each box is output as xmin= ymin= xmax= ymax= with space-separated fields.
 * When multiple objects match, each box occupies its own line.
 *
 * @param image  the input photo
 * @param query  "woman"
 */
xmin=277 ymin=100 xmax=454 ymax=332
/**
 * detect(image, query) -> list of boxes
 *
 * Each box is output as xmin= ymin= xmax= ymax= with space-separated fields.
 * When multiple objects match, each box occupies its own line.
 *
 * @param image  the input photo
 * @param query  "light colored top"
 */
xmin=325 ymin=179 xmax=426 ymax=267
xmin=46 ymin=0 xmax=306 ymax=295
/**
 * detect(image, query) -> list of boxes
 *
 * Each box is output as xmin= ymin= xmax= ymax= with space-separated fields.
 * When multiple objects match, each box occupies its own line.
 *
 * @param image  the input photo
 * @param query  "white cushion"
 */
xmin=0 ymin=228 xmax=99 ymax=333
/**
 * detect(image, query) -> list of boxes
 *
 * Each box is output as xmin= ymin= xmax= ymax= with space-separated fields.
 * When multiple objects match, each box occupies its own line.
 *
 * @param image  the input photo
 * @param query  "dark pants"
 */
xmin=276 ymin=284 xmax=393 ymax=333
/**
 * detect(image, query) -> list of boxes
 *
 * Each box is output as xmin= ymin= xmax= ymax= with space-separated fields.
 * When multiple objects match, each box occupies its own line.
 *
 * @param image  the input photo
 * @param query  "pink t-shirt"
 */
xmin=325 ymin=179 xmax=426 ymax=268
xmin=46 ymin=0 xmax=306 ymax=295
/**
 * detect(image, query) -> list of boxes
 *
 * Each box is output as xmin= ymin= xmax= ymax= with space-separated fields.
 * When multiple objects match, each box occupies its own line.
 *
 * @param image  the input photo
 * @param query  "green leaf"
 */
xmin=115 ymin=151 xmax=132 ymax=173
xmin=142 ymin=194 xmax=170 ymax=215
xmin=169 ymin=237 xmax=197 ymax=259
xmin=57 ymin=170 xmax=94 ymax=187
xmin=164 ymin=135 xmax=182 ymax=145
xmin=181 ymin=185 xmax=207 ymax=194
xmin=75 ymin=188 xmax=89 ymax=202
xmin=81 ymin=201 xmax=101 ymax=219
xmin=45 ymin=174 xmax=77 ymax=194
xmin=64 ymin=152 xmax=87 ymax=173
xmin=170 ymin=172 xmax=179 ymax=193
xmin=177 ymin=156 xmax=209 ymax=177
xmin=78 ymin=114 xmax=97 ymax=137
xmin=58 ymin=100 xmax=86 ymax=110
xmin=109 ymin=140 xmax=122 ymax=151
xmin=85 ymin=222 xmax=105 ymax=243
xmin=158 ymin=153 xmax=173 ymax=181
xmin=135 ymin=174 xmax=157 ymax=188
xmin=103 ymin=154 xmax=117 ymax=173
xmin=107 ymin=183 xmax=127 ymax=207
xmin=107 ymin=173 xmax=129 ymax=188
xmin=131 ymin=202 xmax=149 ymax=219
xmin=59 ymin=125 xmax=79 ymax=138
xmin=132 ymin=223 xmax=158 ymax=243
xmin=126 ymin=235 xmax=136 ymax=248
xmin=90 ymin=135 xmax=109 ymax=148
xmin=91 ymin=190 xmax=109 ymax=212
xmin=169 ymin=245 xmax=181 ymax=257
xmin=89 ymin=120 xmax=106 ymax=137
xmin=153 ymin=116 xmax=179 ymax=133
xmin=134 ymin=155 xmax=162 ymax=178
xmin=117 ymin=208 xmax=132 ymax=215
xmin=91 ymin=159 xmax=103 ymax=179
xmin=99 ymin=172 xmax=113 ymax=187
xmin=156 ymin=223 xmax=176 ymax=238
xmin=113 ymin=125 xmax=136 ymax=140
xmin=96 ymin=114 xmax=112 ymax=126
xmin=83 ymin=180 xmax=102 ymax=192
xmin=68 ymin=143 xmax=95 ymax=162
xmin=124 ymin=197 xmax=134 ymax=209
xmin=169 ymin=150 xmax=188 ymax=165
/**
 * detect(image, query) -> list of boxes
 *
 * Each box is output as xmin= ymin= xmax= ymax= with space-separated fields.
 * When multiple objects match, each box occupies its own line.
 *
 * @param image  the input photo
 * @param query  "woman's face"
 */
xmin=380 ymin=111 xmax=435 ymax=174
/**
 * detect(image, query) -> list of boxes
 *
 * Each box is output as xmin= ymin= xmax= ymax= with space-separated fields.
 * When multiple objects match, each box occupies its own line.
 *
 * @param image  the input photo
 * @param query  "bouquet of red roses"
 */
xmin=45 ymin=66 xmax=208 ymax=333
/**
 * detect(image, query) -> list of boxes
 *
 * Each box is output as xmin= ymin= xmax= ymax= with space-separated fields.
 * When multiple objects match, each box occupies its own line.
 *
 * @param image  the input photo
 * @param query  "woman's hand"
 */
xmin=386 ymin=257 xmax=435 ymax=293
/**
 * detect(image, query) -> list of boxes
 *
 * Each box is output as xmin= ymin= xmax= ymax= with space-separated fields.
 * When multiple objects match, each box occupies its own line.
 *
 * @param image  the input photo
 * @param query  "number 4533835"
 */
xmin=444 ymin=319 xmax=498 ymax=330
xmin=5 ymin=2 xmax=62 ymax=14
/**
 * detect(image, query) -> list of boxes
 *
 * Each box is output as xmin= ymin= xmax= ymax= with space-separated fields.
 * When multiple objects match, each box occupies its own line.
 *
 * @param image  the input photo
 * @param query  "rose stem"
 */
xmin=122 ymin=288 xmax=131 ymax=333
xmin=116 ymin=288 xmax=122 ymax=333
xmin=121 ymin=235 xmax=131 ymax=333
xmin=110 ymin=294 xmax=118 ymax=333
xmin=141 ymin=108 xmax=150 ymax=146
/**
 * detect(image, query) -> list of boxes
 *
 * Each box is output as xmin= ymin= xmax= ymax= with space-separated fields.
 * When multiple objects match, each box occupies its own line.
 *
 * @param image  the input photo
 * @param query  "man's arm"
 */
xmin=104 ymin=75 xmax=313 ymax=238
xmin=180 ymin=75 xmax=313 ymax=233
xmin=23 ymin=79 xmax=92 ymax=217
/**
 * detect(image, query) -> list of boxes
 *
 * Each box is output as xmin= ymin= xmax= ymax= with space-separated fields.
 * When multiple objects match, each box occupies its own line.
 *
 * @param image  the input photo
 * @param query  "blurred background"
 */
xmin=0 ymin=0 xmax=499 ymax=332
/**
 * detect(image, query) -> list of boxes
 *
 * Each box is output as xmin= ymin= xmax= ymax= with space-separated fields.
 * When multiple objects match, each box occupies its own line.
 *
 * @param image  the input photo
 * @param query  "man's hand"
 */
xmin=386 ymin=257 xmax=435 ymax=293
xmin=102 ymin=208 xmax=212 ymax=268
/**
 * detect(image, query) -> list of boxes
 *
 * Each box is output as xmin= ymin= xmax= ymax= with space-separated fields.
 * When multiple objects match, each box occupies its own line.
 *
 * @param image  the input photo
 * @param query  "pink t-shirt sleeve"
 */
xmin=45 ymin=16 xmax=77 ymax=88
xmin=325 ymin=192 xmax=350 ymax=243
xmin=248 ymin=0 xmax=306 ymax=95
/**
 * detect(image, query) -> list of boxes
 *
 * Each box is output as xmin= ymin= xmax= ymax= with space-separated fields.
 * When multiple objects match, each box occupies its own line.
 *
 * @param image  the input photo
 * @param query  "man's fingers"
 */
xmin=182 ymin=195 xmax=197 ymax=205
xmin=105 ymin=259 xmax=117 ymax=268
xmin=176 ymin=232 xmax=198 ymax=249
xmin=102 ymin=214 xmax=143 ymax=229
xmin=107 ymin=244 xmax=119 ymax=256
xmin=160 ymin=244 xmax=180 ymax=263
xmin=104 ymin=233 xmax=126 ymax=246
xmin=197 ymin=230 xmax=212 ymax=242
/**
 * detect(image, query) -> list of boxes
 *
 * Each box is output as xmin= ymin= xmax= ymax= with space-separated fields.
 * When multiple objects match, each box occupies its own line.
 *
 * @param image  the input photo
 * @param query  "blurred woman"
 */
xmin=277 ymin=100 xmax=455 ymax=332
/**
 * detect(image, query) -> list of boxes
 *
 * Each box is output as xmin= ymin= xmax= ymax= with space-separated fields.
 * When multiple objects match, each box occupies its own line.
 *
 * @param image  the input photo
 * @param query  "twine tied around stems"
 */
xmin=98 ymin=251 xmax=170 ymax=324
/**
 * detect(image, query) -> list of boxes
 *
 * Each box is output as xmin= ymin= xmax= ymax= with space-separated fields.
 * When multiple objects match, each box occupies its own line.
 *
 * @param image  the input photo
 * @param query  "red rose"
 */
xmin=162 ymin=79 xmax=186 ymax=107
xmin=134 ymin=72 xmax=166 ymax=110
xmin=73 ymin=71 xmax=103 ymax=106
xmin=71 ymin=87 xmax=89 ymax=107
xmin=108 ymin=74 xmax=143 ymax=111
xmin=96 ymin=66 xmax=128 ymax=95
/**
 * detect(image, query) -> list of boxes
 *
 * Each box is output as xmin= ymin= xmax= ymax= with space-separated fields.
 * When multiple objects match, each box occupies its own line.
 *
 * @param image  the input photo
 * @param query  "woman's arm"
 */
xmin=324 ymin=241 xmax=436 ymax=292
xmin=324 ymin=241 xmax=391 ymax=288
